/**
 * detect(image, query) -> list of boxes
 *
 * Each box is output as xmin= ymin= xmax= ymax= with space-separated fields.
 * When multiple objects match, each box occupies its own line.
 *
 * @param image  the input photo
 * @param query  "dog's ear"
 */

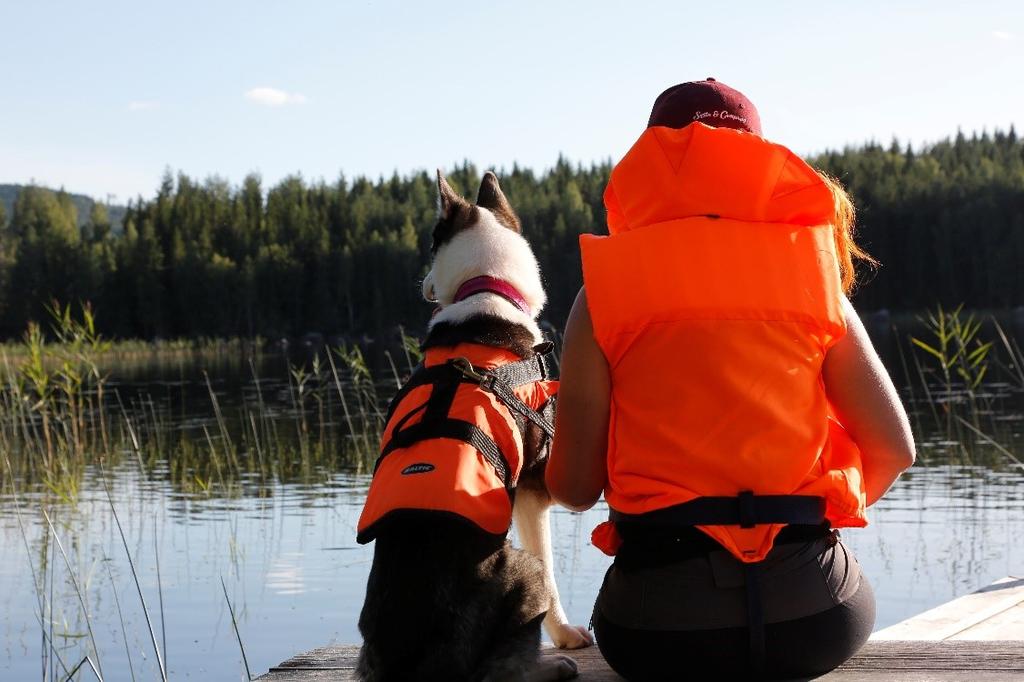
xmin=476 ymin=171 xmax=521 ymax=233
xmin=437 ymin=169 xmax=465 ymax=218
xmin=433 ymin=169 xmax=475 ymax=253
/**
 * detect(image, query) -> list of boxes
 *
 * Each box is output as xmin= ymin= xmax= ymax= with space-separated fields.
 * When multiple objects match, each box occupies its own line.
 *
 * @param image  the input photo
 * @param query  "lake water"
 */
xmin=1 ymin=345 xmax=1023 ymax=680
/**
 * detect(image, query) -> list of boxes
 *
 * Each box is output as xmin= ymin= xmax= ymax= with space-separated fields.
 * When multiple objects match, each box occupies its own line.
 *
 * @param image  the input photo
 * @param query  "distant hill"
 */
xmin=0 ymin=184 xmax=125 ymax=232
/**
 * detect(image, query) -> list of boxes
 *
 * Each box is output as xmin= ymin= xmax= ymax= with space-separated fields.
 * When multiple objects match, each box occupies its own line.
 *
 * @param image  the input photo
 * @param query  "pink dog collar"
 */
xmin=453 ymin=276 xmax=531 ymax=316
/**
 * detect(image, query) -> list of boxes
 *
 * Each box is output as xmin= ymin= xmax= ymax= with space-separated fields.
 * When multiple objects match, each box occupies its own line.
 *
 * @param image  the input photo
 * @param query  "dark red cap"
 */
xmin=647 ymin=77 xmax=761 ymax=135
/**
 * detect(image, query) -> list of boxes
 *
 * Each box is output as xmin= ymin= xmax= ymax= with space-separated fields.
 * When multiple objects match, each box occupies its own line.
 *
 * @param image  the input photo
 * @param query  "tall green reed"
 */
xmin=908 ymin=303 xmax=1022 ymax=469
xmin=911 ymin=304 xmax=991 ymax=399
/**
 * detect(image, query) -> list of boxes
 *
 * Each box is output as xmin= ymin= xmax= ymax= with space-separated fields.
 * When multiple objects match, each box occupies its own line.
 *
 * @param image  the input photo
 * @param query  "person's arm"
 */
xmin=823 ymin=296 xmax=916 ymax=506
xmin=546 ymin=288 xmax=610 ymax=512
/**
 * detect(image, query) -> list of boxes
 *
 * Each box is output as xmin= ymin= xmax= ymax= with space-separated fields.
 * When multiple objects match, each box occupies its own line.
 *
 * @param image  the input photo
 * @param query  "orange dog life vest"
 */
xmin=581 ymin=123 xmax=868 ymax=563
xmin=357 ymin=343 xmax=557 ymax=543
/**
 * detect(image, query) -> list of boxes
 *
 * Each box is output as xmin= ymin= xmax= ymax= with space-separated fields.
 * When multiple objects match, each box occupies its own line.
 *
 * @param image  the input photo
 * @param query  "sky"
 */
xmin=1 ymin=0 xmax=1022 ymax=202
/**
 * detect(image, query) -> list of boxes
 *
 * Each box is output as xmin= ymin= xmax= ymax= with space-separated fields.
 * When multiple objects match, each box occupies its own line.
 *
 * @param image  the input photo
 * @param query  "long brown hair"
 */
xmin=817 ymin=171 xmax=877 ymax=294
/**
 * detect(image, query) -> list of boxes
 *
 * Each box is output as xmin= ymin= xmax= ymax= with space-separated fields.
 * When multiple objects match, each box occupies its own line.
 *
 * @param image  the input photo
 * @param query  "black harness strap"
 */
xmin=373 ymin=349 xmax=556 ymax=490
xmin=421 ymin=367 xmax=460 ymax=424
xmin=489 ymin=350 xmax=553 ymax=388
xmin=375 ymin=364 xmax=469 ymax=475
xmin=744 ymin=561 xmax=766 ymax=674
xmin=383 ymin=364 xmax=461 ymax=424
xmin=382 ymin=351 xmax=552 ymax=424
xmin=611 ymin=491 xmax=827 ymax=677
xmin=380 ymin=418 xmax=510 ymax=487
xmin=450 ymin=357 xmax=556 ymax=440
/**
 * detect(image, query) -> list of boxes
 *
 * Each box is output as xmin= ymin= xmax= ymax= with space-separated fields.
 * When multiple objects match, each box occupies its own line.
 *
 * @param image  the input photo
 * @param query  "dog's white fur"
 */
xmin=422 ymin=207 xmax=546 ymax=345
xmin=514 ymin=485 xmax=593 ymax=650
xmin=421 ymin=195 xmax=592 ymax=651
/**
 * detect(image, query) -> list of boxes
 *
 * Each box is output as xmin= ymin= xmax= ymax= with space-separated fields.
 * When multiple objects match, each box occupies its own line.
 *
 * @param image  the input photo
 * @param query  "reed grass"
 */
xmin=910 ymin=305 xmax=989 ymax=402
xmin=907 ymin=303 xmax=1023 ymax=470
xmin=154 ymin=532 xmax=167 ymax=675
xmin=104 ymin=556 xmax=137 ymax=682
xmin=992 ymin=317 xmax=1024 ymax=389
xmin=99 ymin=463 xmax=167 ymax=682
xmin=1 ymin=306 xmax=390 ymax=505
xmin=1 ymin=305 xmax=400 ymax=679
xmin=2 ymin=454 xmax=74 ymax=680
xmin=41 ymin=508 xmax=104 ymax=680
xmin=222 ymin=576 xmax=253 ymax=681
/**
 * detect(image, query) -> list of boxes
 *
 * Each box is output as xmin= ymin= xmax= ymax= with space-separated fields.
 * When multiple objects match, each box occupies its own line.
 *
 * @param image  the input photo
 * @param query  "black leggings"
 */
xmin=591 ymin=528 xmax=876 ymax=680
xmin=594 ymin=577 xmax=874 ymax=680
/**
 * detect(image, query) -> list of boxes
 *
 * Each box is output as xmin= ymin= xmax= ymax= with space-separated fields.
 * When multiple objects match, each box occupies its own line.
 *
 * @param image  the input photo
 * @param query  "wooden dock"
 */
xmin=872 ymin=575 xmax=1024 ymax=641
xmin=258 ymin=576 xmax=1024 ymax=681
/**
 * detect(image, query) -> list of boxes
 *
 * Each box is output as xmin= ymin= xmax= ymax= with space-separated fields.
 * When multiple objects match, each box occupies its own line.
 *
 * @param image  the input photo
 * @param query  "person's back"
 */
xmin=547 ymin=79 xmax=916 ymax=680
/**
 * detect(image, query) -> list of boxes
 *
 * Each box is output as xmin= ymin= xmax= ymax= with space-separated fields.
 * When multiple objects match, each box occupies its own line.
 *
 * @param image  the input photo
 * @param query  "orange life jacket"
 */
xmin=357 ymin=343 xmax=557 ymax=543
xmin=581 ymin=123 xmax=867 ymax=563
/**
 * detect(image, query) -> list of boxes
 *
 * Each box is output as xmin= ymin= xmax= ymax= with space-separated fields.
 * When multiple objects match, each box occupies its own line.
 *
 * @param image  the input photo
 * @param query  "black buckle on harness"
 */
xmin=449 ymin=357 xmax=496 ymax=391
xmin=738 ymin=490 xmax=756 ymax=529
xmin=447 ymin=356 xmax=555 ymax=440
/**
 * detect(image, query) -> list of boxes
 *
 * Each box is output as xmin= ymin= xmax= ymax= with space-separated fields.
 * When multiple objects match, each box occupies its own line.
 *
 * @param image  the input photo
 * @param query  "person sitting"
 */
xmin=546 ymin=78 xmax=916 ymax=680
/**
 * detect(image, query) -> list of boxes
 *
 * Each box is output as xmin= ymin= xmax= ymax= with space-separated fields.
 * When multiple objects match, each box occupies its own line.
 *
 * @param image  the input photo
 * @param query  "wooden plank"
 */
xmin=833 ymin=640 xmax=1023 ymax=669
xmin=256 ymin=640 xmax=1024 ymax=680
xmin=951 ymin=596 xmax=1024 ymax=640
xmin=872 ymin=575 xmax=1024 ymax=641
xmin=268 ymin=646 xmax=359 ymax=671
xmin=820 ymin=674 xmax=1021 ymax=681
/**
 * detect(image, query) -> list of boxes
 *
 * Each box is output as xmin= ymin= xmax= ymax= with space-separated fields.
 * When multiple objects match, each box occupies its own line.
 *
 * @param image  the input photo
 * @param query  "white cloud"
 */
xmin=992 ymin=30 xmax=1014 ymax=41
xmin=128 ymin=100 xmax=158 ymax=111
xmin=244 ymin=87 xmax=307 ymax=107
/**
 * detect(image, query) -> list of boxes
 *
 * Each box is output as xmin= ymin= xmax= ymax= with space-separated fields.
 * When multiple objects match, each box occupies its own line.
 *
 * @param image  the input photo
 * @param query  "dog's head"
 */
xmin=422 ymin=171 xmax=546 ymax=344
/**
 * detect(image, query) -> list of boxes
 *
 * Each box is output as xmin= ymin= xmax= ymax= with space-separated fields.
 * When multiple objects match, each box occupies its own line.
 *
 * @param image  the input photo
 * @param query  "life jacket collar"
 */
xmin=423 ymin=343 xmax=524 ymax=371
xmin=604 ymin=123 xmax=834 ymax=235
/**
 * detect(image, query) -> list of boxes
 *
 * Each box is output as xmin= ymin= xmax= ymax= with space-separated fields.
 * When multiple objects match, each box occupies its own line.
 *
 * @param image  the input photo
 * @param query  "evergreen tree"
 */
xmin=0 ymin=127 xmax=1021 ymax=340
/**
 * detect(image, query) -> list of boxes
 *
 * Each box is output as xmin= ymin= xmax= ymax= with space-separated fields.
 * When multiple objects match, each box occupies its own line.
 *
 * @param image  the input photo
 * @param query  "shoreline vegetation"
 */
xmin=0 ymin=127 xmax=1022 ymax=343
xmin=0 ymin=304 xmax=403 ymax=502
xmin=0 ymin=334 xmax=251 ymax=359
xmin=0 ymin=305 xmax=1020 ymax=362
xmin=0 ymin=302 xmax=1019 ymax=497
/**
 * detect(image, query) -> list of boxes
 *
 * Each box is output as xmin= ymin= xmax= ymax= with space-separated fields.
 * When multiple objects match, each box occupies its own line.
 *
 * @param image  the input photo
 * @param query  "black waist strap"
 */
xmin=615 ymin=523 xmax=831 ymax=569
xmin=610 ymin=492 xmax=826 ymax=530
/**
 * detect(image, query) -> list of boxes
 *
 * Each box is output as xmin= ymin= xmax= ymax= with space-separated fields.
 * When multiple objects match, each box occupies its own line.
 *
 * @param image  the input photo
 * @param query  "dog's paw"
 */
xmin=528 ymin=654 xmax=578 ymax=681
xmin=549 ymin=623 xmax=593 ymax=650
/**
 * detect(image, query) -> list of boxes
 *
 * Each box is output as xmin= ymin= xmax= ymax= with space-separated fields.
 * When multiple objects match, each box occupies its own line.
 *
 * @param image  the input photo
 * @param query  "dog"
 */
xmin=355 ymin=170 xmax=591 ymax=681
